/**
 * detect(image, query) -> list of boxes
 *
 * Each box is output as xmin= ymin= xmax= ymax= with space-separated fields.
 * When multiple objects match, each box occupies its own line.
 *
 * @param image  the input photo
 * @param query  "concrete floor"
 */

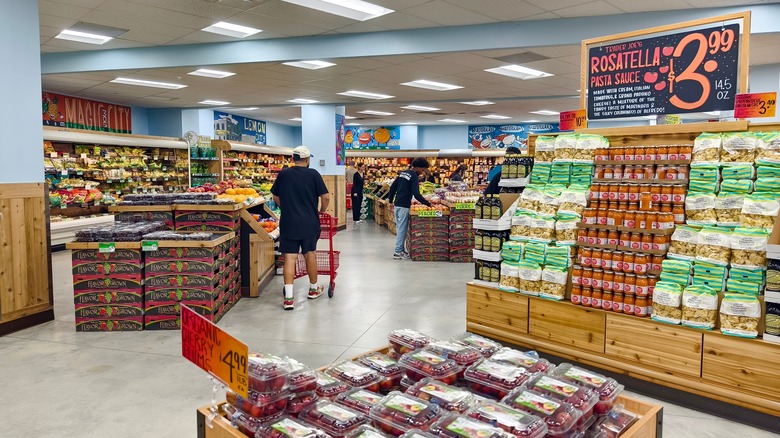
xmin=0 ymin=222 xmax=777 ymax=437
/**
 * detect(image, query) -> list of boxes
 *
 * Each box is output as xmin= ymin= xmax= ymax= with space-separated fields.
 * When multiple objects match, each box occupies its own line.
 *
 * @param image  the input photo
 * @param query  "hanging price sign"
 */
xmin=559 ymin=110 xmax=588 ymax=131
xmin=455 ymin=203 xmax=475 ymax=210
xmin=734 ymin=92 xmax=777 ymax=118
xmin=418 ymin=210 xmax=443 ymax=217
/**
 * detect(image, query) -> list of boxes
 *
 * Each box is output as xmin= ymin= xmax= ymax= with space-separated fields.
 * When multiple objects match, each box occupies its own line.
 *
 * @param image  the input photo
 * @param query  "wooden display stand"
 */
xmin=375 ymin=198 xmax=386 ymax=226
xmin=238 ymin=206 xmax=277 ymax=298
xmin=323 ymin=175 xmax=347 ymax=229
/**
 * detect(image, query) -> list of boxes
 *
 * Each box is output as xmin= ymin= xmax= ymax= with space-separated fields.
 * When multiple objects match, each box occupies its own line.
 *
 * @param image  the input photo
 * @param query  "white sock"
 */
xmin=310 ymin=282 xmax=318 ymax=289
xmin=284 ymin=284 xmax=293 ymax=299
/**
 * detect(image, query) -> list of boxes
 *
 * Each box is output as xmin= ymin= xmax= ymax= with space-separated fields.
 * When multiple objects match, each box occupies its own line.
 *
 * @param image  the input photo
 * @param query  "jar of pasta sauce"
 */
xmin=623 ymin=293 xmax=635 ymax=314
xmin=635 ymin=276 xmax=650 ymax=296
xmin=581 ymin=287 xmax=593 ymax=307
xmin=602 ymin=290 xmax=613 ymax=311
xmin=571 ymin=285 xmax=582 ymax=305
xmin=613 ymin=272 xmax=625 ymax=294
xmin=634 ymin=296 xmax=649 ymax=317
xmin=612 ymin=292 xmax=625 ymax=313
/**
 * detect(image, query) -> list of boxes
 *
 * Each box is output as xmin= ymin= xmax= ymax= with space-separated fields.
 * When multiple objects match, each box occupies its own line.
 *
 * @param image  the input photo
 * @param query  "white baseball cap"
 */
xmin=293 ymin=145 xmax=313 ymax=158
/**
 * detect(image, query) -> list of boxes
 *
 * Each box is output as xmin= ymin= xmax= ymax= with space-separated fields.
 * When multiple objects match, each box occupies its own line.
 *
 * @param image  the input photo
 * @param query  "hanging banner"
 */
xmin=468 ymin=123 xmax=559 ymax=152
xmin=733 ymin=92 xmax=777 ymax=119
xmin=559 ymin=110 xmax=588 ymax=131
xmin=336 ymin=114 xmax=346 ymax=165
xmin=42 ymin=92 xmax=132 ymax=133
xmin=214 ymin=111 xmax=266 ymax=144
xmin=583 ymin=12 xmax=749 ymax=120
xmin=344 ymin=126 xmax=400 ymax=149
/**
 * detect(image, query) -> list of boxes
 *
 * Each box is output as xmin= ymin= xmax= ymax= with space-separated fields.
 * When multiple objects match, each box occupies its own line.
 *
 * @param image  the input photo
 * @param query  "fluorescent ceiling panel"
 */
xmin=110 ymin=77 xmax=187 ymax=90
xmin=529 ymin=110 xmax=559 ymax=116
xmin=344 ymin=116 xmax=357 ymax=120
xmin=460 ymin=101 xmax=494 ymax=106
xmin=401 ymin=105 xmax=441 ymax=111
xmin=199 ymin=100 xmax=231 ymax=105
xmin=289 ymin=117 xmax=303 ymax=121
xmin=55 ymin=29 xmax=112 ymax=45
xmin=358 ymin=110 xmax=394 ymax=116
xmin=338 ymin=90 xmax=394 ymax=99
xmin=188 ymin=69 xmax=236 ymax=79
xmin=439 ymin=119 xmax=466 ymax=123
xmin=401 ymin=80 xmax=463 ymax=91
xmin=347 ymin=123 xmax=362 ymax=126
xmin=281 ymin=0 xmax=393 ymax=21
xmin=282 ymin=60 xmax=336 ymax=70
xmin=401 ymin=122 xmax=418 ymax=125
xmin=480 ymin=115 xmax=512 ymax=120
xmin=522 ymin=119 xmax=541 ymax=123
xmin=485 ymin=64 xmax=553 ymax=80
xmin=201 ymin=21 xmax=262 ymax=38
xmin=287 ymin=98 xmax=320 ymax=104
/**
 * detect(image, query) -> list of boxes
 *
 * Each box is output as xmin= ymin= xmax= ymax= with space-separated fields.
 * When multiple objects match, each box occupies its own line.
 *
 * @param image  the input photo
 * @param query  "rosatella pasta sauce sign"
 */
xmin=587 ymin=23 xmax=740 ymax=119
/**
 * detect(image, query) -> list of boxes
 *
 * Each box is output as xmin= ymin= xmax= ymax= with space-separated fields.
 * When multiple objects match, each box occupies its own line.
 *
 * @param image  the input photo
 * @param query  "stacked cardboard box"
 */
xmin=449 ymin=207 xmax=475 ymax=263
xmin=408 ymin=212 xmax=450 ymax=261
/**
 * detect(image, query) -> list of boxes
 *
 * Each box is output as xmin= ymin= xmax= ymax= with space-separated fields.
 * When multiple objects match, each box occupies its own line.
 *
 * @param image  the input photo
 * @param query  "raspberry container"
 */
xmin=522 ymin=375 xmax=598 ymax=424
xmin=400 ymin=377 xmax=415 ymax=391
xmin=346 ymin=425 xmax=393 ymax=438
xmin=501 ymin=389 xmax=582 ymax=438
xmin=428 ymin=414 xmax=514 ymax=438
xmin=316 ymin=371 xmax=352 ymax=399
xmin=550 ymin=364 xmax=624 ymax=415
xmin=335 ymin=388 xmax=385 ymax=415
xmin=398 ymin=429 xmax=438 ymax=438
xmin=326 ymin=361 xmax=383 ymax=392
xmin=288 ymin=391 xmax=319 ymax=417
xmin=368 ymin=391 xmax=444 ymax=436
xmin=225 ymin=388 xmax=290 ymax=418
xmin=424 ymin=341 xmax=482 ymax=376
xmin=590 ymin=407 xmax=638 ymax=438
xmin=466 ymin=400 xmax=547 ymax=438
xmin=223 ymin=402 xmax=284 ymax=437
xmin=405 ymin=378 xmax=476 ymax=413
xmin=388 ymin=349 xmax=402 ymax=361
xmin=489 ymin=348 xmax=554 ymax=374
xmin=358 ymin=353 xmax=405 ymax=393
xmin=451 ymin=332 xmax=502 ymax=357
xmin=463 ymin=359 xmax=533 ymax=400
xmin=288 ymin=358 xmax=318 ymax=393
xmin=248 ymin=353 xmax=293 ymax=393
xmin=398 ymin=350 xmax=462 ymax=385
xmin=299 ymin=400 xmax=369 ymax=437
xmin=388 ymin=329 xmax=435 ymax=354
xmin=255 ymin=415 xmax=332 ymax=438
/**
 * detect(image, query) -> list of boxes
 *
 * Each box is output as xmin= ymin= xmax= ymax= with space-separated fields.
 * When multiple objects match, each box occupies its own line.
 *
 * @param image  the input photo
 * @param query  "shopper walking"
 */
xmin=271 ymin=146 xmax=331 ymax=310
xmin=449 ymin=164 xmax=468 ymax=183
xmin=484 ymin=146 xmax=521 ymax=195
xmin=351 ymin=163 xmax=365 ymax=223
xmin=386 ymin=158 xmax=432 ymax=259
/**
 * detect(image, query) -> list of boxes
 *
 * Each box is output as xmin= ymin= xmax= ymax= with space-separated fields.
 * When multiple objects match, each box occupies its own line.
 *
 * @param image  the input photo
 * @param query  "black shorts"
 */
xmin=279 ymin=231 xmax=319 ymax=254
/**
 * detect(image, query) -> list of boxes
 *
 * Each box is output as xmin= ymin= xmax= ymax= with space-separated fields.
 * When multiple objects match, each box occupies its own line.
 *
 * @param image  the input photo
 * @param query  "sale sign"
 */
xmin=587 ymin=23 xmax=740 ymax=120
xmin=560 ymin=110 xmax=587 ymax=131
xmin=733 ymin=92 xmax=777 ymax=119
xmin=181 ymin=305 xmax=248 ymax=398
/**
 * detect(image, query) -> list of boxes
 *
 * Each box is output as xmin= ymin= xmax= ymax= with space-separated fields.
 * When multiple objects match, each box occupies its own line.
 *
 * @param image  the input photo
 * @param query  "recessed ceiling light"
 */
xmin=401 ymin=122 xmax=418 ymax=125
xmin=401 ymin=80 xmax=463 ymax=91
xmin=238 ymin=107 xmax=259 ymax=111
xmin=287 ymin=98 xmax=320 ymax=104
xmin=485 ymin=65 xmax=553 ymax=80
xmin=55 ymin=29 xmax=113 ymax=45
xmin=401 ymin=105 xmax=441 ymax=112
xmin=199 ymin=100 xmax=231 ymax=105
xmin=439 ymin=119 xmax=466 ymax=123
xmin=522 ymin=119 xmax=541 ymax=123
xmin=289 ymin=117 xmax=303 ymax=121
xmin=110 ymin=77 xmax=187 ymax=90
xmin=338 ymin=90 xmax=394 ymax=100
xmin=201 ymin=21 xmax=262 ymax=38
xmin=281 ymin=0 xmax=393 ymax=21
xmin=345 ymin=115 xmax=356 ymax=120
xmin=358 ymin=110 xmax=394 ymax=116
xmin=187 ymin=69 xmax=236 ymax=79
xmin=480 ymin=115 xmax=512 ymax=120
xmin=347 ymin=123 xmax=362 ymax=126
xmin=282 ymin=60 xmax=337 ymax=70
xmin=460 ymin=101 xmax=494 ymax=106
xmin=529 ymin=110 xmax=559 ymax=116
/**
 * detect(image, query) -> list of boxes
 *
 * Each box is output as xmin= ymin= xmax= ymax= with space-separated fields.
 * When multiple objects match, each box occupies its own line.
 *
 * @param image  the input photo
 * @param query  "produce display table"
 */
xmin=109 ymin=204 xmax=175 ymax=229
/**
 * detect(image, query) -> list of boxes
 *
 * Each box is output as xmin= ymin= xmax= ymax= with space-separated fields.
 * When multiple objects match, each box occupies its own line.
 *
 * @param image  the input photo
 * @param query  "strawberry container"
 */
xmin=423 ymin=341 xmax=482 ymax=377
xmin=223 ymin=402 xmax=284 ymax=437
xmin=326 ymin=361 xmax=383 ymax=392
xmin=404 ymin=378 xmax=476 ymax=413
xmin=398 ymin=350 xmax=461 ymax=385
xmin=300 ymin=400 xmax=369 ymax=437
xmin=398 ymin=430 xmax=437 ymax=438
xmin=550 ymin=364 xmax=623 ymax=415
xmin=388 ymin=349 xmax=402 ymax=361
xmin=590 ymin=407 xmax=638 ymax=438
xmin=225 ymin=388 xmax=290 ymax=418
xmin=316 ymin=372 xmax=352 ymax=399
xmin=248 ymin=353 xmax=292 ymax=393
xmin=388 ymin=329 xmax=434 ymax=354
xmin=335 ymin=388 xmax=385 ymax=416
xmin=465 ymin=400 xmax=547 ymax=438
xmin=501 ymin=389 xmax=582 ymax=438
xmin=451 ymin=333 xmax=502 ymax=357
xmin=400 ymin=377 xmax=414 ymax=391
xmin=428 ymin=414 xmax=514 ymax=438
xmin=368 ymin=391 xmax=444 ymax=436
xmin=463 ymin=360 xmax=533 ymax=400
xmin=288 ymin=391 xmax=319 ymax=417
xmin=346 ymin=425 xmax=393 ymax=438
xmin=358 ymin=353 xmax=405 ymax=393
xmin=522 ymin=375 xmax=598 ymax=425
xmin=255 ymin=415 xmax=331 ymax=438
xmin=489 ymin=348 xmax=553 ymax=374
xmin=288 ymin=358 xmax=318 ymax=394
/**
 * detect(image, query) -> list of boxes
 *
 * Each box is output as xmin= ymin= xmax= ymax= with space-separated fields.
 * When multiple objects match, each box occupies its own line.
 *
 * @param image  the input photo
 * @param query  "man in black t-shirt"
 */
xmin=385 ymin=157 xmax=431 ymax=259
xmin=271 ymin=146 xmax=331 ymax=310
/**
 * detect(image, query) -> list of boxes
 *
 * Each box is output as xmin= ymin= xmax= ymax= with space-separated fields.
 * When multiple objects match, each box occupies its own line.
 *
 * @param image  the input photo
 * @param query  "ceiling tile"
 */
xmin=115 ymin=28 xmax=181 ymax=45
xmin=604 ymin=0 xmax=692 ymax=12
xmin=553 ymin=0 xmax=625 ymax=17
xmin=403 ymin=58 xmax=480 ymax=76
xmin=92 ymin=0 xmax=214 ymax=30
xmin=339 ymin=11 xmax=439 ymax=32
xmin=125 ymin=0 xmax=246 ymax=19
xmin=248 ymin=1 xmax=356 ymax=30
xmin=39 ymin=0 xmax=93 ymax=20
xmin=528 ymin=44 xmax=581 ymax=58
xmin=38 ymin=13 xmax=79 ymax=29
xmin=402 ymin=1 xmax=497 ymax=26
xmin=525 ymin=0 xmax=595 ymax=11
xmin=442 ymin=0 xmax=547 ymax=20
xmin=430 ymin=52 xmax=504 ymax=69
xmin=246 ymin=12 xmax=332 ymax=36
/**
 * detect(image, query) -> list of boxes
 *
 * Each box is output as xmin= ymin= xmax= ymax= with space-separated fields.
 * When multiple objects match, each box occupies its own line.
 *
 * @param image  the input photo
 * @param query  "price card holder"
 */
xmin=63 ymin=153 xmax=70 ymax=159
xmin=734 ymin=92 xmax=777 ymax=118
xmin=81 ymin=153 xmax=88 ymax=159
xmin=182 ymin=306 xmax=249 ymax=398
xmin=50 ymin=152 xmax=57 ymax=158
xmin=418 ymin=210 xmax=443 ymax=218
xmin=61 ymin=170 xmax=68 ymax=176
xmin=560 ymin=109 xmax=588 ymax=131
xmin=455 ymin=203 xmax=475 ymax=210
xmin=98 ymin=242 xmax=116 ymax=253
xmin=141 ymin=241 xmax=158 ymax=252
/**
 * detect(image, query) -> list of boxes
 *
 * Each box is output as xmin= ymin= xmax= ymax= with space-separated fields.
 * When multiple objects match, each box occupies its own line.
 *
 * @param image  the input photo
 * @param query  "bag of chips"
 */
xmin=715 ymin=193 xmax=744 ymax=226
xmin=668 ymin=226 xmax=699 ymax=260
xmin=692 ymin=132 xmax=721 ymax=163
xmin=730 ymin=227 xmax=768 ymax=269
xmin=720 ymin=132 xmax=757 ymax=163
xmin=740 ymin=193 xmax=780 ymax=231
xmin=651 ymin=281 xmax=683 ymax=325
xmin=534 ymin=136 xmax=556 ymax=162
xmin=540 ymin=266 xmax=568 ymax=300
xmin=686 ymin=193 xmax=717 ymax=224
xmin=695 ymin=226 xmax=731 ymax=266
xmin=720 ymin=294 xmax=761 ymax=338
xmin=681 ymin=285 xmax=718 ymax=330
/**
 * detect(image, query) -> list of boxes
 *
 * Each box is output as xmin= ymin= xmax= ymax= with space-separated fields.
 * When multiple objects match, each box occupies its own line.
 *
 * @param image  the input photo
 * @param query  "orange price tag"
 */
xmin=181 ymin=305 xmax=248 ymax=398
xmin=560 ymin=109 xmax=588 ymax=131
xmin=734 ymin=92 xmax=777 ymax=119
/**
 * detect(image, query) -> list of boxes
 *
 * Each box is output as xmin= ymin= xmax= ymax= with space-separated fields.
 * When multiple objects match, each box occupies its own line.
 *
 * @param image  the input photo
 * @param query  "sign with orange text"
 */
xmin=734 ymin=92 xmax=777 ymax=119
xmin=560 ymin=110 xmax=588 ymax=131
xmin=42 ymin=91 xmax=132 ymax=133
xmin=181 ymin=305 xmax=248 ymax=398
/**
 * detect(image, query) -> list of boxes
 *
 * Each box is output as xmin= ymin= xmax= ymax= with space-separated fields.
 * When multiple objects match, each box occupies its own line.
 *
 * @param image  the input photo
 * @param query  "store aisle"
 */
xmin=0 ymin=223 xmax=777 ymax=438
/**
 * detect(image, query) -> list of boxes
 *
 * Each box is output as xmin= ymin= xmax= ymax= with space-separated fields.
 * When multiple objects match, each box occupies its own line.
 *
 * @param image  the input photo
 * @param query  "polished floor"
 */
xmin=0 ymin=223 xmax=777 ymax=437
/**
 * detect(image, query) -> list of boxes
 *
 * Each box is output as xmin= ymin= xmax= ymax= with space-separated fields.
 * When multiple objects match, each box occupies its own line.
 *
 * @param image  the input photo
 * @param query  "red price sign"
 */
xmin=181 ymin=305 xmax=249 ymax=398
xmin=734 ymin=92 xmax=777 ymax=119
xmin=560 ymin=110 xmax=587 ymax=131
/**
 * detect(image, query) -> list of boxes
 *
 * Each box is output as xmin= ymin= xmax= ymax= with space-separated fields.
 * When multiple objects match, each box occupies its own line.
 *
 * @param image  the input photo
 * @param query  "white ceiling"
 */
xmin=38 ymin=0 xmax=780 ymax=125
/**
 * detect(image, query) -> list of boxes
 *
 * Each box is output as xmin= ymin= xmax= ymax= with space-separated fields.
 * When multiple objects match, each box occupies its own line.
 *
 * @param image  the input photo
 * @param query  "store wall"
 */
xmin=147 ymin=109 xmax=183 ymax=138
xmin=131 ymin=107 xmax=149 ymax=135
xmin=292 ymin=126 xmax=302 ymax=146
xmin=400 ymin=125 xmax=419 ymax=150
xmin=748 ymin=64 xmax=780 ymax=123
xmin=267 ymin=122 xmax=296 ymax=147
xmin=418 ymin=125 xmax=468 ymax=150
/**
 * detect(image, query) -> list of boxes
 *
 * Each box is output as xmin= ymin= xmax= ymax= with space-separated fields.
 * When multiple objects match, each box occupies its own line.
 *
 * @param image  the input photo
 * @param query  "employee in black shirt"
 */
xmin=385 ymin=157 xmax=432 ymax=260
xmin=271 ymin=146 xmax=331 ymax=310
xmin=351 ymin=163 xmax=366 ymax=223
xmin=484 ymin=146 xmax=521 ymax=195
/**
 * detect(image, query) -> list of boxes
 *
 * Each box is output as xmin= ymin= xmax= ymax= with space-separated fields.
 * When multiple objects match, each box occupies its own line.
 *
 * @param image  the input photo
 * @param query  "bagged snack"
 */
xmin=554 ymin=213 xmax=578 ymax=244
xmin=686 ymin=193 xmax=717 ymax=225
xmin=720 ymin=294 xmax=761 ymax=338
xmin=534 ymin=136 xmax=556 ymax=163
xmin=573 ymin=133 xmax=606 ymax=162
xmin=753 ymin=178 xmax=780 ymax=194
xmin=528 ymin=214 xmax=555 ymax=243
xmin=726 ymin=278 xmax=762 ymax=296
xmin=549 ymin=164 xmax=571 ymax=186
xmin=651 ymin=281 xmax=683 ymax=325
xmin=518 ymin=186 xmax=543 ymax=213
xmin=730 ymin=227 xmax=768 ymax=269
xmin=681 ymin=285 xmax=719 ymax=330
xmin=689 ymin=164 xmax=720 ymax=182
xmin=537 ymin=188 xmax=561 ymax=215
xmin=756 ymin=132 xmax=780 ymax=163
xmin=557 ymin=188 xmax=588 ymax=217
xmin=714 ymin=193 xmax=744 ymax=226
xmin=544 ymin=245 xmax=571 ymax=270
xmin=695 ymin=226 xmax=732 ymax=266
xmin=517 ymin=260 xmax=542 ymax=296
xmin=720 ymin=163 xmax=755 ymax=180
xmin=498 ymin=261 xmax=520 ymax=292
xmin=721 ymin=132 xmax=757 ymax=163
xmin=756 ymin=160 xmax=780 ymax=178
xmin=692 ymin=275 xmax=725 ymax=291
xmin=539 ymin=266 xmax=567 ymax=300
xmin=688 ymin=179 xmax=719 ymax=193
xmin=511 ymin=211 xmax=533 ymax=241
xmin=668 ymin=226 xmax=699 ymax=260
xmin=553 ymin=134 xmax=578 ymax=161
xmin=719 ymin=179 xmax=753 ymax=194
xmin=523 ymin=242 xmax=546 ymax=266
xmin=692 ymin=132 xmax=721 ymax=163
xmin=501 ymin=241 xmax=524 ymax=262
xmin=740 ymin=193 xmax=780 ymax=231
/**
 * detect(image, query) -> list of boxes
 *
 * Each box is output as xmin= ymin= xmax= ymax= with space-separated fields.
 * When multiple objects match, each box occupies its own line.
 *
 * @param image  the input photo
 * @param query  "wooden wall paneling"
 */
xmin=466 ymin=284 xmax=529 ymax=334
xmin=702 ymin=333 xmax=780 ymax=403
xmin=528 ymin=298 xmax=606 ymax=354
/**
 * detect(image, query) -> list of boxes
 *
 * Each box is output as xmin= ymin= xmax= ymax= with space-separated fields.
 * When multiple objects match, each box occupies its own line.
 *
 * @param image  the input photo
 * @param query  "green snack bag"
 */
xmin=721 ymin=132 xmax=757 ymax=164
xmin=720 ymin=163 xmax=754 ymax=180
xmin=726 ymin=278 xmax=762 ymax=296
xmin=689 ymin=164 xmax=720 ymax=182
xmin=692 ymin=132 xmax=722 ymax=163
xmin=720 ymin=294 xmax=761 ymax=338
xmin=681 ymin=285 xmax=718 ymax=330
xmin=651 ymin=282 xmax=683 ymax=325
xmin=719 ymin=179 xmax=753 ymax=194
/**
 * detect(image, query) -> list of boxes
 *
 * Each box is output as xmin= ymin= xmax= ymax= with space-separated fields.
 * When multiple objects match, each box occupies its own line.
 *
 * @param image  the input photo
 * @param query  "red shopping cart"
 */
xmin=293 ymin=213 xmax=340 ymax=297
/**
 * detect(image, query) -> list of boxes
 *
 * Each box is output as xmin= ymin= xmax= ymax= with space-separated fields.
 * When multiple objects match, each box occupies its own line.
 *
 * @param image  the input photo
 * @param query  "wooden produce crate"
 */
xmin=375 ymin=198 xmax=386 ymax=226
xmin=109 ymin=204 xmax=174 ymax=229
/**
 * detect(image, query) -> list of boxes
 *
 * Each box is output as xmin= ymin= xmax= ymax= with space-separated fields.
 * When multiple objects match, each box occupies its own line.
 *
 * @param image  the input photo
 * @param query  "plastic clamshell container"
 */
xmin=451 ymin=332 xmax=502 ymax=357
xmin=327 ymin=361 xmax=383 ymax=392
xmin=255 ymin=415 xmax=332 ymax=438
xmin=299 ymin=400 xmax=369 ymax=437
xmin=358 ymin=353 xmax=405 ymax=393
xmin=288 ymin=358 xmax=318 ymax=394
xmin=248 ymin=353 xmax=292 ymax=393
xmin=522 ymin=375 xmax=598 ymax=422
xmin=223 ymin=402 xmax=284 ymax=437
xmin=398 ymin=429 xmax=438 ymax=438
xmin=388 ymin=329 xmax=435 ymax=354
xmin=388 ymin=349 xmax=402 ymax=361
xmin=489 ymin=348 xmax=554 ymax=374
xmin=225 ymin=388 xmax=290 ymax=418
xmin=335 ymin=388 xmax=385 ymax=416
xmin=549 ymin=364 xmax=624 ymax=415
xmin=368 ymin=391 xmax=444 ymax=436
xmin=405 ymin=378 xmax=477 ymax=413
xmin=424 ymin=341 xmax=482 ymax=370
xmin=398 ymin=350 xmax=462 ymax=385
xmin=501 ymin=389 xmax=582 ymax=438
xmin=428 ymin=414 xmax=514 ymax=438
xmin=288 ymin=391 xmax=319 ymax=417
xmin=591 ymin=407 xmax=638 ymax=438
xmin=463 ymin=359 xmax=533 ymax=399
xmin=465 ymin=400 xmax=548 ymax=438
xmin=317 ymin=372 xmax=353 ymax=399
xmin=345 ymin=425 xmax=392 ymax=438
xmin=400 ymin=377 xmax=414 ymax=391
